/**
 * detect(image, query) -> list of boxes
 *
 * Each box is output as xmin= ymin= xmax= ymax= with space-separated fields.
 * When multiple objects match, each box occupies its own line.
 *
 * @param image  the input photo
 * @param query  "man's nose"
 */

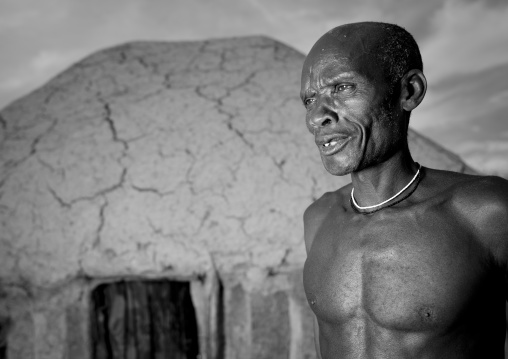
xmin=307 ymin=99 xmax=338 ymax=129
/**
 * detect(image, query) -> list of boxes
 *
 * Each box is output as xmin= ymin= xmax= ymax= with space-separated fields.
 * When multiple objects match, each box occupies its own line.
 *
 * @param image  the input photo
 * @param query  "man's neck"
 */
xmin=350 ymin=149 xmax=418 ymax=208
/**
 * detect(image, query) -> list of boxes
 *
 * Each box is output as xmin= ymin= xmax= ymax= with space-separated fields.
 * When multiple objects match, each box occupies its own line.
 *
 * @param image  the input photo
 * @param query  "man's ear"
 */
xmin=399 ymin=69 xmax=427 ymax=112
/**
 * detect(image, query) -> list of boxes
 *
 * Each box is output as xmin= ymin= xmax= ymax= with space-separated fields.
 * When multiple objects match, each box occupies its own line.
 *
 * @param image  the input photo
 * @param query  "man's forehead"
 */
xmin=303 ymin=55 xmax=356 ymax=81
xmin=302 ymin=23 xmax=386 ymax=83
xmin=302 ymin=44 xmax=373 ymax=84
xmin=306 ymin=26 xmax=382 ymax=64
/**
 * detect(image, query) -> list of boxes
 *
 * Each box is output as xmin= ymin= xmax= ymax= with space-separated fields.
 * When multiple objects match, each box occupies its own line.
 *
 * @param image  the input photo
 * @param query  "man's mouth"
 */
xmin=317 ymin=135 xmax=350 ymax=155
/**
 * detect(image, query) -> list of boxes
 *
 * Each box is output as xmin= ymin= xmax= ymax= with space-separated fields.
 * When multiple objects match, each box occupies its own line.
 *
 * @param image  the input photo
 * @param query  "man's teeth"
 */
xmin=324 ymin=141 xmax=338 ymax=147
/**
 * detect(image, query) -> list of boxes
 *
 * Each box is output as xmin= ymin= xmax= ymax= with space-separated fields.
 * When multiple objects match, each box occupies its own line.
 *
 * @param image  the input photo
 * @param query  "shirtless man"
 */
xmin=301 ymin=22 xmax=508 ymax=358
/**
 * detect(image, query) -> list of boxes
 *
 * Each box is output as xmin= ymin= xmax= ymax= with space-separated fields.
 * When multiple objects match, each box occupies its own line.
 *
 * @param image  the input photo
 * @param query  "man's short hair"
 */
xmin=372 ymin=22 xmax=423 ymax=96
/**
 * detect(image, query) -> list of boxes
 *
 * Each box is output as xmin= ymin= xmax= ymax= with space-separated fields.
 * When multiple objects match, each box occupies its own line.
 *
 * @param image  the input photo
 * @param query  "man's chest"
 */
xmin=303 ymin=209 xmax=494 ymax=332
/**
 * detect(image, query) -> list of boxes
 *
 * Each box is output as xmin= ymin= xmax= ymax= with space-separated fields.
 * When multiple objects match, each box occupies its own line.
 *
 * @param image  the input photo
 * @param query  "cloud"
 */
xmin=489 ymin=90 xmax=508 ymax=105
xmin=30 ymin=50 xmax=80 ymax=73
xmin=0 ymin=9 xmax=38 ymax=30
xmin=0 ymin=0 xmax=507 ymax=118
xmin=422 ymin=0 xmax=508 ymax=83
xmin=235 ymin=0 xmax=445 ymax=53
xmin=413 ymin=62 xmax=508 ymax=130
xmin=0 ymin=0 xmax=68 ymax=30
xmin=0 ymin=0 xmax=146 ymax=108
xmin=0 ymin=47 xmax=85 ymax=109
xmin=0 ymin=49 xmax=85 ymax=95
xmin=460 ymin=0 xmax=507 ymax=7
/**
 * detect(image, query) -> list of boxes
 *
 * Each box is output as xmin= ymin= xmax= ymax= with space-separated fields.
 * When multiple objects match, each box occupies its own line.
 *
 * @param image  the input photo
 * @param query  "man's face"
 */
xmin=300 ymin=32 xmax=404 ymax=176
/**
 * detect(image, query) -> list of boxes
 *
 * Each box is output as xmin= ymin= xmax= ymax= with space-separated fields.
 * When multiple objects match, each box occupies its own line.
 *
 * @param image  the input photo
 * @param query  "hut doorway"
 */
xmin=91 ymin=279 xmax=200 ymax=359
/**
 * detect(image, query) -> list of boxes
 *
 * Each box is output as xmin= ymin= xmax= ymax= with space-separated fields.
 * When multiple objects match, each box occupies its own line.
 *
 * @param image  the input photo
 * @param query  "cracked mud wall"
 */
xmin=1 ymin=38 xmax=321 ymax=290
xmin=0 ymin=36 xmax=475 ymax=358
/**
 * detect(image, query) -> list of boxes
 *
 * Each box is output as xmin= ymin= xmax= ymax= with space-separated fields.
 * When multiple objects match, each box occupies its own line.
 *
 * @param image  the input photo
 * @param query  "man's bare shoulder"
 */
xmin=303 ymin=184 xmax=351 ymax=253
xmin=425 ymin=168 xmax=508 ymax=260
xmin=424 ymin=168 xmax=508 ymax=209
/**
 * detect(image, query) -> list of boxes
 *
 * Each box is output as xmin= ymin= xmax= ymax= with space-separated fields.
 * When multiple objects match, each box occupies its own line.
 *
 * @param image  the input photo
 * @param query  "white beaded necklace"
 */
xmin=350 ymin=163 xmax=422 ymax=210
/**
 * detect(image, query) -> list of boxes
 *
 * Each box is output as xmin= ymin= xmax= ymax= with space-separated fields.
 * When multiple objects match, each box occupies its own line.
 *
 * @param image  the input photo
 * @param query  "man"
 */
xmin=301 ymin=21 xmax=508 ymax=358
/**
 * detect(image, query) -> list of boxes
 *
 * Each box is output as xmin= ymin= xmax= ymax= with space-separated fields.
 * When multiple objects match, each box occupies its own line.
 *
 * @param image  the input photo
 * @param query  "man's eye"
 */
xmin=335 ymin=84 xmax=354 ymax=92
xmin=304 ymin=98 xmax=315 ymax=107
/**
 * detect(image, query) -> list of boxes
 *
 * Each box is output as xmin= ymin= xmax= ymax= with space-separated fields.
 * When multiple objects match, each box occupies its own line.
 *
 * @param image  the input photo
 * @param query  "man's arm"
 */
xmin=505 ymin=302 xmax=508 ymax=357
xmin=472 ymin=177 xmax=508 ymax=357
xmin=304 ymin=204 xmax=322 ymax=357
xmin=304 ymin=194 xmax=332 ymax=359
xmin=303 ymin=193 xmax=332 ymax=253
xmin=313 ymin=314 xmax=323 ymax=359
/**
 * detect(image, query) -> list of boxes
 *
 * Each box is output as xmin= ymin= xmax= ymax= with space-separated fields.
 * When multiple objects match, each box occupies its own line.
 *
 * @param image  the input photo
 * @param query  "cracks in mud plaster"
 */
xmin=146 ymin=218 xmax=197 ymax=248
xmin=135 ymin=56 xmax=160 ymax=75
xmin=100 ymin=101 xmax=129 ymax=152
xmin=184 ymin=160 xmax=202 ymax=197
xmin=0 ymin=274 xmax=34 ymax=299
xmin=135 ymin=56 xmax=149 ymax=69
xmin=194 ymin=209 xmax=211 ymax=236
xmin=2 ymin=119 xmax=58 ymax=172
xmin=118 ymin=51 xmax=128 ymax=64
xmin=47 ymin=168 xmax=127 ymax=208
xmin=267 ymin=248 xmax=292 ymax=276
xmin=47 ymin=186 xmax=71 ymax=209
xmin=216 ymin=46 xmax=228 ymax=72
xmin=36 ymin=157 xmax=59 ymax=174
xmin=158 ymin=40 xmax=272 ymax=152
xmin=162 ymin=73 xmax=173 ymax=89
xmin=225 ymin=121 xmax=254 ymax=149
xmin=83 ymin=166 xmax=127 ymax=200
xmin=130 ymin=184 xmax=176 ymax=197
xmin=92 ymin=200 xmax=108 ymax=249
xmin=187 ymin=41 xmax=211 ymax=71
xmin=117 ymin=48 xmax=161 ymax=75
xmin=146 ymin=218 xmax=165 ymax=238
xmin=144 ymin=218 xmax=206 ymax=266
xmin=180 ymin=151 xmax=233 ymax=204
xmin=194 ymin=72 xmax=260 ymax=150
xmin=182 ymin=149 xmax=222 ymax=199
xmin=163 ymin=42 xmax=209 ymax=89
xmin=225 ymin=214 xmax=252 ymax=242
xmin=271 ymin=157 xmax=289 ymax=183
xmin=129 ymin=87 xmax=167 ymax=104
xmin=29 ymin=120 xmax=57 ymax=156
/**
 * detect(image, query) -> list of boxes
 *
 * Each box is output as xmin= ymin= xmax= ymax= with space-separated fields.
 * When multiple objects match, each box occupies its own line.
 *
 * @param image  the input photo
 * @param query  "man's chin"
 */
xmin=321 ymin=158 xmax=356 ymax=176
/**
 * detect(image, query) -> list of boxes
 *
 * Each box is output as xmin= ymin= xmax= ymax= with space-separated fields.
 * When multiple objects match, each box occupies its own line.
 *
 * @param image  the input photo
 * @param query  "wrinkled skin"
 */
xmin=301 ymin=23 xmax=406 ymax=177
xmin=301 ymin=22 xmax=508 ymax=359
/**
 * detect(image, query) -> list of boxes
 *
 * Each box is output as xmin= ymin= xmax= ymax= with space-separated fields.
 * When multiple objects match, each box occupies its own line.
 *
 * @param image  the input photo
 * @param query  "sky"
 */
xmin=1 ymin=0 xmax=508 ymax=176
